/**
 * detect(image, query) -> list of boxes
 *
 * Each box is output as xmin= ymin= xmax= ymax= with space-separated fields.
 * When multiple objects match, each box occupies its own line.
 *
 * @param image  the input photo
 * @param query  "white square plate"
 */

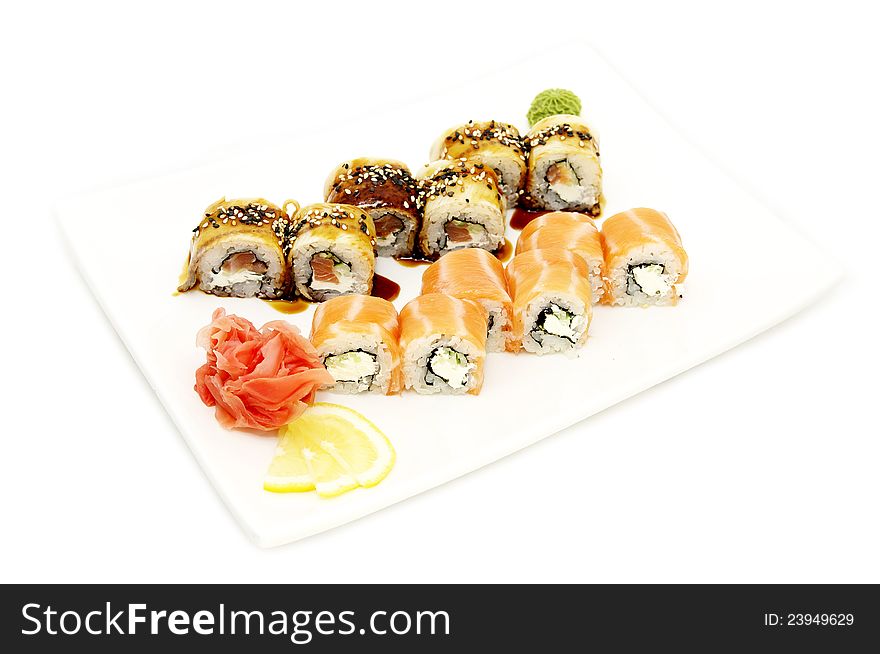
xmin=57 ymin=43 xmax=840 ymax=547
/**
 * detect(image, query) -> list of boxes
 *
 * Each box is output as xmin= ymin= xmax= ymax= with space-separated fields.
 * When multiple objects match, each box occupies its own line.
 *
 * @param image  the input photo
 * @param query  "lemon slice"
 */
xmin=263 ymin=429 xmax=315 ymax=493
xmin=300 ymin=430 xmax=360 ymax=498
xmin=265 ymin=403 xmax=395 ymax=498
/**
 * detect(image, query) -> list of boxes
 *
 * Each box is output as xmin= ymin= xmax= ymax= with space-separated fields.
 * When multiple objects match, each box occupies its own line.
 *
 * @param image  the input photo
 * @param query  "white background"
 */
xmin=1 ymin=1 xmax=877 ymax=583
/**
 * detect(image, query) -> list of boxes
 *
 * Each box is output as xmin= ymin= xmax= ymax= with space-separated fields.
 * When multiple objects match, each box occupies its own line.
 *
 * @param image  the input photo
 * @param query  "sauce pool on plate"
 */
xmin=396 ymin=242 xmax=513 ymax=267
xmin=494 ymin=238 xmax=514 ymax=263
xmin=394 ymin=254 xmax=433 ymax=268
xmin=264 ymin=299 xmax=310 ymax=314
xmin=371 ymin=274 xmax=400 ymax=301
xmin=510 ymin=208 xmax=551 ymax=231
xmin=262 ymin=277 xmax=400 ymax=313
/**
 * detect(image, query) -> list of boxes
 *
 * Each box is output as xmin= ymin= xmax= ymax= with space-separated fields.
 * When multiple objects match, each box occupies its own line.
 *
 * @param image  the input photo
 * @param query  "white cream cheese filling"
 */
xmin=631 ymin=263 xmax=670 ymax=296
xmin=324 ymin=351 xmax=378 ymax=382
xmin=541 ymin=304 xmax=584 ymax=341
xmin=428 ymin=347 xmax=474 ymax=389
xmin=546 ymin=161 xmax=597 ymax=205
xmin=552 ymin=182 xmax=586 ymax=203
xmin=376 ymin=233 xmax=398 ymax=247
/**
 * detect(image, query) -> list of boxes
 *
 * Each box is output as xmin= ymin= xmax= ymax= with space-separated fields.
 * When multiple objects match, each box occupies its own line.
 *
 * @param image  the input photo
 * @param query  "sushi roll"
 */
xmin=399 ymin=293 xmax=488 ymax=395
xmin=515 ymin=211 xmax=606 ymax=304
xmin=429 ymin=120 xmax=526 ymax=205
xmin=323 ymin=158 xmax=421 ymax=258
xmin=288 ymin=203 xmax=377 ymax=302
xmin=521 ymin=114 xmax=603 ymax=216
xmin=601 ymin=208 xmax=688 ymax=307
xmin=506 ymin=248 xmax=593 ymax=355
xmin=420 ymin=248 xmax=513 ymax=353
xmin=417 ymin=159 xmax=506 ymax=258
xmin=178 ymin=197 xmax=294 ymax=299
xmin=310 ymin=295 xmax=403 ymax=395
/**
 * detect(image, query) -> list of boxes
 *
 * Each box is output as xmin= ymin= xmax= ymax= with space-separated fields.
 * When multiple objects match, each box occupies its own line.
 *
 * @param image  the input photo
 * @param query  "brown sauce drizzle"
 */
xmin=263 ymin=299 xmax=310 ymax=314
xmin=173 ymin=255 xmax=191 ymax=295
xmin=494 ymin=239 xmax=514 ymax=263
xmin=510 ymin=208 xmax=551 ymax=231
xmin=371 ymin=274 xmax=400 ymax=301
xmin=395 ymin=240 xmax=513 ymax=267
xmin=394 ymin=254 xmax=434 ymax=267
xmin=187 ymin=270 xmax=400 ymax=312
xmin=178 ymin=256 xmax=191 ymax=285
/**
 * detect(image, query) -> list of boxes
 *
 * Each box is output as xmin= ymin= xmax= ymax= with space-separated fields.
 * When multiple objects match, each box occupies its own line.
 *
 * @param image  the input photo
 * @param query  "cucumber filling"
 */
xmin=531 ymin=303 xmax=583 ymax=344
xmin=627 ymin=263 xmax=669 ymax=297
xmin=324 ymin=350 xmax=378 ymax=386
xmin=425 ymin=346 xmax=474 ymax=389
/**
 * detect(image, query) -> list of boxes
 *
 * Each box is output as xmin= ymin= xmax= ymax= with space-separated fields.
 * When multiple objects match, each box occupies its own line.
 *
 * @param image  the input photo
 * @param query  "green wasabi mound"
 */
xmin=526 ymin=89 xmax=582 ymax=126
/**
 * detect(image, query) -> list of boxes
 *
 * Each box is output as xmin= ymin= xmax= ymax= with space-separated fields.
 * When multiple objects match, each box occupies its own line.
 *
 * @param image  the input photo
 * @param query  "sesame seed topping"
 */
xmin=442 ymin=121 xmax=524 ymax=153
xmin=522 ymin=121 xmax=596 ymax=154
xmin=327 ymin=161 xmax=421 ymax=217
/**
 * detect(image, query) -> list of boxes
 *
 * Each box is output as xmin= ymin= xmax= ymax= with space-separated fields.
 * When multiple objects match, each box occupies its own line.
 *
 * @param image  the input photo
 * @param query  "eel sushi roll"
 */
xmin=310 ymin=295 xmax=403 ymax=395
xmin=515 ymin=211 xmax=606 ymax=303
xmin=178 ymin=196 xmax=293 ymax=299
xmin=601 ymin=208 xmax=688 ymax=307
xmin=420 ymin=248 xmax=513 ymax=353
xmin=323 ymin=158 xmax=421 ymax=258
xmin=288 ymin=203 xmax=377 ymax=302
xmin=506 ymin=247 xmax=593 ymax=354
xmin=399 ymin=293 xmax=488 ymax=395
xmin=522 ymin=114 xmax=603 ymax=216
xmin=416 ymin=159 xmax=506 ymax=258
xmin=429 ymin=120 xmax=526 ymax=205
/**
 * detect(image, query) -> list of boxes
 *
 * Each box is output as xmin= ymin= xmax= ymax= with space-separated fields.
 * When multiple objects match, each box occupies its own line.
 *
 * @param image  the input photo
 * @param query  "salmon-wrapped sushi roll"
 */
xmin=310 ymin=295 xmax=402 ymax=395
xmin=323 ymin=158 xmax=421 ymax=258
xmin=416 ymin=159 xmax=506 ymax=258
xmin=178 ymin=197 xmax=294 ymax=299
xmin=399 ymin=293 xmax=488 ymax=395
xmin=522 ymin=114 xmax=603 ymax=216
xmin=288 ymin=203 xmax=376 ymax=302
xmin=506 ymin=248 xmax=593 ymax=354
xmin=429 ymin=120 xmax=526 ymax=205
xmin=421 ymin=248 xmax=513 ymax=353
xmin=602 ymin=208 xmax=688 ymax=307
xmin=515 ymin=211 xmax=605 ymax=303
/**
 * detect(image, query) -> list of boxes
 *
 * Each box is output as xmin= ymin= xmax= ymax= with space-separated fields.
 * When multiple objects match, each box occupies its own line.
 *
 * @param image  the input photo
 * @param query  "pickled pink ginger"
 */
xmin=194 ymin=308 xmax=332 ymax=431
